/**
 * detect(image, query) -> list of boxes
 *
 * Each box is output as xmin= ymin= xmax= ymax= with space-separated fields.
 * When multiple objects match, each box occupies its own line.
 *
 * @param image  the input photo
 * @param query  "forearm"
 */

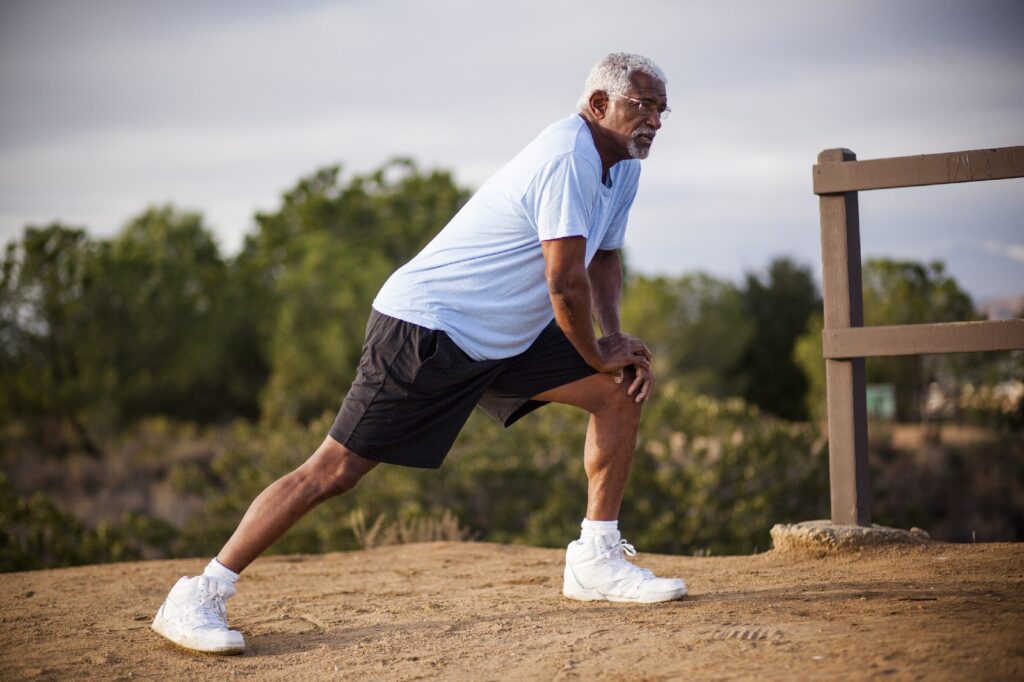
xmin=548 ymin=272 xmax=604 ymax=370
xmin=590 ymin=275 xmax=621 ymax=336
xmin=588 ymin=251 xmax=623 ymax=336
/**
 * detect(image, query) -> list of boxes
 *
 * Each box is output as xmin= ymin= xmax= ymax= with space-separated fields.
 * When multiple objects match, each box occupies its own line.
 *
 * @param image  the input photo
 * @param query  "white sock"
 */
xmin=203 ymin=558 xmax=240 ymax=584
xmin=580 ymin=518 xmax=619 ymax=540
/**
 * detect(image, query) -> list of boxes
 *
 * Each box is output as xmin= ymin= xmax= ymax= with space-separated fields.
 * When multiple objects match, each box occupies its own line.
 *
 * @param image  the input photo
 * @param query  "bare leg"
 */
xmin=216 ymin=436 xmax=378 ymax=573
xmin=532 ymin=370 xmax=642 ymax=521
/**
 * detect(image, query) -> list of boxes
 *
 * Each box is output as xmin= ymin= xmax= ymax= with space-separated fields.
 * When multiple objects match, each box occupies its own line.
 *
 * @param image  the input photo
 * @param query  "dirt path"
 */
xmin=1 ymin=541 xmax=1022 ymax=680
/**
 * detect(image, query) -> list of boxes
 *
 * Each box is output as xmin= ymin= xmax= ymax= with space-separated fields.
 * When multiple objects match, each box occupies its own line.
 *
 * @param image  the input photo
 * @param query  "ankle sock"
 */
xmin=580 ymin=518 xmax=618 ymax=540
xmin=203 ymin=558 xmax=240 ymax=584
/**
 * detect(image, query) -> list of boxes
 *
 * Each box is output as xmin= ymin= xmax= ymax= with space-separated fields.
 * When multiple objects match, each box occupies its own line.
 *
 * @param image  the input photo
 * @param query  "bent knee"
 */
xmin=598 ymin=368 xmax=644 ymax=418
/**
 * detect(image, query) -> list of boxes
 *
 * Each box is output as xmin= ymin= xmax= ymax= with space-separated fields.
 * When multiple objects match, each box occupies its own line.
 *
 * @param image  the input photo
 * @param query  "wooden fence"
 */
xmin=813 ymin=145 xmax=1024 ymax=526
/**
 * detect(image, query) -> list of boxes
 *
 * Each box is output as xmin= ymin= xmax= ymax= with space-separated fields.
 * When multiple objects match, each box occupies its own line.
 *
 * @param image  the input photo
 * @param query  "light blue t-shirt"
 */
xmin=373 ymin=114 xmax=641 ymax=360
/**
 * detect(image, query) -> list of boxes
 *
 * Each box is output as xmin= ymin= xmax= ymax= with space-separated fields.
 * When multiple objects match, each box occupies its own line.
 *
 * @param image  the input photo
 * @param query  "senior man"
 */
xmin=153 ymin=52 xmax=686 ymax=655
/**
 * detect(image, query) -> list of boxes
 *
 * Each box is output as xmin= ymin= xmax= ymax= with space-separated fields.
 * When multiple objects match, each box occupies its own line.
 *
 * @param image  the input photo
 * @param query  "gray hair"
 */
xmin=577 ymin=53 xmax=667 ymax=113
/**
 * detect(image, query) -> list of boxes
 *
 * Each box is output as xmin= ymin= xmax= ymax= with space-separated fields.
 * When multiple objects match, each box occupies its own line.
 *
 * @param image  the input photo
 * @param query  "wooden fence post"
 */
xmin=812 ymin=144 xmax=1022 ymax=527
xmin=817 ymin=148 xmax=871 ymax=526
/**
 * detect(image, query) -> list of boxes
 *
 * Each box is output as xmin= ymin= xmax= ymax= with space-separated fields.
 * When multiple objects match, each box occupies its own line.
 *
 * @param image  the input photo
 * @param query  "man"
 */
xmin=152 ymin=52 xmax=685 ymax=655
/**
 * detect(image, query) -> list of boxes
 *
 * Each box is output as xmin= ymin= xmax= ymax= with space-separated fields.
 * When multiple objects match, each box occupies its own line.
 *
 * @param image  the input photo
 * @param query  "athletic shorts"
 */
xmin=329 ymin=310 xmax=597 ymax=469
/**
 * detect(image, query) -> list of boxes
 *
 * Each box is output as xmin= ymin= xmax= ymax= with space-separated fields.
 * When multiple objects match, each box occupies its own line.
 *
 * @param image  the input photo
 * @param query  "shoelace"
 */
xmin=613 ymin=539 xmax=637 ymax=557
xmin=604 ymin=538 xmax=656 ymax=580
xmin=191 ymin=586 xmax=229 ymax=629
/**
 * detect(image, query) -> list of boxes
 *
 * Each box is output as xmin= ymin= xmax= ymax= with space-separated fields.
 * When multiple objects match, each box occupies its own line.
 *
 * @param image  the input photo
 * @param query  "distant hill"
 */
xmin=978 ymin=294 xmax=1024 ymax=320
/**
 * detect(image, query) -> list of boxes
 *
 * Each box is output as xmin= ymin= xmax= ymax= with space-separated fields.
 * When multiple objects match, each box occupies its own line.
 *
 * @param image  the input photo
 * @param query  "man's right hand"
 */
xmin=595 ymin=332 xmax=652 ymax=375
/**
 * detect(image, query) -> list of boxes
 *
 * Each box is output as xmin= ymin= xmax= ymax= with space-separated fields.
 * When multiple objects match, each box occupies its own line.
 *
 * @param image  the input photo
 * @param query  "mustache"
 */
xmin=632 ymin=126 xmax=657 ymax=139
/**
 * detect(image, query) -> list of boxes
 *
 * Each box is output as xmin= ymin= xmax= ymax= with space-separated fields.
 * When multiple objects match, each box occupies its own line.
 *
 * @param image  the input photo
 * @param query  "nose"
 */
xmin=646 ymin=109 xmax=662 ymax=130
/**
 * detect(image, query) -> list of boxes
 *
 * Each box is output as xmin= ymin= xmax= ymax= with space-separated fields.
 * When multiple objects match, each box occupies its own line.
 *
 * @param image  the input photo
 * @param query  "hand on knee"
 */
xmin=602 ymin=374 xmax=644 ymax=421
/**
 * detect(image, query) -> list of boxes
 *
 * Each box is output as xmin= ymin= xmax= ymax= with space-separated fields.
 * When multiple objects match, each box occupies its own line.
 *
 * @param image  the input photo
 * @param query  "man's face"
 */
xmin=600 ymin=71 xmax=667 ymax=160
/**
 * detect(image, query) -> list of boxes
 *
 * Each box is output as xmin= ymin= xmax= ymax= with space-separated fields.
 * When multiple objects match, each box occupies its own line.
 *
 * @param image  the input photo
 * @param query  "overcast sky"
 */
xmin=1 ymin=0 xmax=1022 ymax=302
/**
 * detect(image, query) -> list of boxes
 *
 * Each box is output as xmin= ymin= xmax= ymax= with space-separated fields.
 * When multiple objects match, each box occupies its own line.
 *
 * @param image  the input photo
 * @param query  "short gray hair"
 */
xmin=577 ymin=52 xmax=667 ymax=113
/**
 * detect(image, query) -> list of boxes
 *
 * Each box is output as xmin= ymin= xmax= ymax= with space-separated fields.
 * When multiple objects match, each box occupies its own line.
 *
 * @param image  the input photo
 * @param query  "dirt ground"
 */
xmin=1 ymin=541 xmax=1022 ymax=681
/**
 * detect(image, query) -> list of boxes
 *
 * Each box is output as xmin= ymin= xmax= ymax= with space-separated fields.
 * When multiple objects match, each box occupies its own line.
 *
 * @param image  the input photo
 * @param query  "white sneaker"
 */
xmin=152 ymin=575 xmax=246 ymax=654
xmin=564 ymin=531 xmax=687 ymax=603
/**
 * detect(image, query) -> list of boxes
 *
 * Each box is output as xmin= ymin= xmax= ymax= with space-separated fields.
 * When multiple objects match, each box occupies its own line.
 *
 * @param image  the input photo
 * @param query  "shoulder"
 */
xmin=527 ymin=115 xmax=601 ymax=169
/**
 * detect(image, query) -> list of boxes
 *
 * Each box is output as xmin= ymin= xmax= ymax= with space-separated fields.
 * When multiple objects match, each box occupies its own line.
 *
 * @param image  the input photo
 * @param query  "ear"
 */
xmin=588 ymin=90 xmax=609 ymax=119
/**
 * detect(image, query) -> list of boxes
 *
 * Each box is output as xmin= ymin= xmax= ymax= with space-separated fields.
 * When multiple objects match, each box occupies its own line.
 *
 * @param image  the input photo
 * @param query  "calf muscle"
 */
xmin=216 ymin=437 xmax=377 ymax=573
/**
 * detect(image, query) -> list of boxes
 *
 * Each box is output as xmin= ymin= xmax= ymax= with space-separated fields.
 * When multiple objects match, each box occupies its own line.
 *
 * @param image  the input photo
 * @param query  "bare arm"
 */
xmin=544 ymin=238 xmax=655 ymax=399
xmin=542 ymin=237 xmax=650 ymax=376
xmin=587 ymin=248 xmax=623 ymax=336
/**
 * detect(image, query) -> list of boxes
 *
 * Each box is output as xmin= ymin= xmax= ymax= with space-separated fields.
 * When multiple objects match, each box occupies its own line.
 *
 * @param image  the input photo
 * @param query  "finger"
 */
xmin=637 ymin=377 xmax=651 ymax=402
xmin=626 ymin=366 xmax=647 ymax=402
xmin=634 ymin=371 xmax=649 ymax=402
xmin=630 ymin=340 xmax=652 ymax=360
xmin=613 ymin=368 xmax=623 ymax=384
xmin=635 ymin=377 xmax=650 ymax=402
xmin=631 ymin=355 xmax=651 ymax=370
xmin=638 ymin=371 xmax=657 ymax=402
xmin=627 ymin=369 xmax=644 ymax=396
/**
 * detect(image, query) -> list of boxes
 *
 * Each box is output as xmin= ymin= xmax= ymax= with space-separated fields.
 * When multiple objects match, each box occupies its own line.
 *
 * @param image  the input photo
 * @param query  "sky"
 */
xmin=1 ymin=0 xmax=1022 ymax=302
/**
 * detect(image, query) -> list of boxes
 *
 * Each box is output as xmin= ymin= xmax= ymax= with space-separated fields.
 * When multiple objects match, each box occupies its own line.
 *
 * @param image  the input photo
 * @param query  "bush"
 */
xmin=0 ymin=387 xmax=830 ymax=569
xmin=170 ymin=384 xmax=828 ymax=559
xmin=0 ymin=472 xmax=179 ymax=571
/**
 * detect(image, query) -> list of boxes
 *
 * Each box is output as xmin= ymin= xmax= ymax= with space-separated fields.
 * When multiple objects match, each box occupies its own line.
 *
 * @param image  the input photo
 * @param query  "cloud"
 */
xmin=981 ymin=240 xmax=1024 ymax=265
xmin=1 ymin=0 xmax=1022 ymax=298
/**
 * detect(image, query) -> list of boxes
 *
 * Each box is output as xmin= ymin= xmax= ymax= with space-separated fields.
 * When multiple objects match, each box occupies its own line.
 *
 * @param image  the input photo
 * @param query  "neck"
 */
xmin=578 ymin=113 xmax=623 ymax=182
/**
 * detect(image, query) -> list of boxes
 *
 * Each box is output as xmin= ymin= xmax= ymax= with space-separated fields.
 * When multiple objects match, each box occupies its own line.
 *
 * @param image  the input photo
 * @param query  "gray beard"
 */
xmin=628 ymin=126 xmax=657 ymax=160
xmin=627 ymin=138 xmax=650 ymax=159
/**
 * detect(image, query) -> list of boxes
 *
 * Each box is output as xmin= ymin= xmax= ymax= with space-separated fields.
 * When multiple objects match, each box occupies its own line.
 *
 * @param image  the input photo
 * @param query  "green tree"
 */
xmin=243 ymin=159 xmax=471 ymax=421
xmin=794 ymin=259 xmax=979 ymax=421
xmin=95 ymin=206 xmax=248 ymax=422
xmin=260 ymin=234 xmax=393 ymax=420
xmin=793 ymin=311 xmax=827 ymax=421
xmin=0 ymin=224 xmax=108 ymax=454
xmin=862 ymin=259 xmax=977 ymax=419
xmin=621 ymin=273 xmax=751 ymax=397
xmin=731 ymin=258 xmax=822 ymax=421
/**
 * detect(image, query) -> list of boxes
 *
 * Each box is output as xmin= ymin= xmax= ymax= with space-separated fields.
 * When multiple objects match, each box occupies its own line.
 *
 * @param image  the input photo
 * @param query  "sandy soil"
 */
xmin=1 ymin=541 xmax=1022 ymax=680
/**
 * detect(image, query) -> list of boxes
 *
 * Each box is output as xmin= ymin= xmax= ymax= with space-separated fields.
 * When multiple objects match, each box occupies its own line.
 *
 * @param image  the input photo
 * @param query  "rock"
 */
xmin=771 ymin=520 xmax=931 ymax=555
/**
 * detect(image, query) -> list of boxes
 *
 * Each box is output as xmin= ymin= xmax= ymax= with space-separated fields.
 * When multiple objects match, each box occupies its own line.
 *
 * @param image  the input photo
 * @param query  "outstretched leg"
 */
xmin=218 ymin=436 xmax=378 ymax=572
xmin=152 ymin=436 xmax=376 ymax=654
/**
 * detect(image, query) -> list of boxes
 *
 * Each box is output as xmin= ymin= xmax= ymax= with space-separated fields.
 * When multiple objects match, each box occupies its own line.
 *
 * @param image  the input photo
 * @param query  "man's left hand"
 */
xmin=625 ymin=364 xmax=656 ymax=403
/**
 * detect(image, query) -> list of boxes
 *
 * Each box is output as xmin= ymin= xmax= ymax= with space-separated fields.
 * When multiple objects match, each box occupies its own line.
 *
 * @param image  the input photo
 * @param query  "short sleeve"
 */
xmin=525 ymin=153 xmax=602 ymax=242
xmin=599 ymin=163 xmax=640 ymax=250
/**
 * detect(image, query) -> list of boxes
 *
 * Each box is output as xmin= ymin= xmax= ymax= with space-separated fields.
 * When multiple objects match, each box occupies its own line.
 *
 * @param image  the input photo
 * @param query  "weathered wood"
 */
xmin=824 ymin=320 xmax=1024 ymax=359
xmin=817 ymin=150 xmax=864 ymax=331
xmin=813 ymin=145 xmax=1024 ymax=194
xmin=814 ymin=144 xmax=1022 ymax=530
xmin=817 ymin=148 xmax=871 ymax=527
xmin=824 ymin=357 xmax=870 ymax=525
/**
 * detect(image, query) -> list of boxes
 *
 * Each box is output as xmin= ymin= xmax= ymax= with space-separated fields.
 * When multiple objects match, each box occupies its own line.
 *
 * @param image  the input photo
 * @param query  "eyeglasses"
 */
xmin=617 ymin=94 xmax=671 ymax=120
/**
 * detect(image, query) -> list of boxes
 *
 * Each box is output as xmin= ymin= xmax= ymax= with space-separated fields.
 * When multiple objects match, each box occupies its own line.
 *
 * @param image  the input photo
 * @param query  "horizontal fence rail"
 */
xmin=814 ymin=145 xmax=1024 ymax=527
xmin=813 ymin=145 xmax=1024 ymax=194
xmin=823 ymin=319 xmax=1024 ymax=359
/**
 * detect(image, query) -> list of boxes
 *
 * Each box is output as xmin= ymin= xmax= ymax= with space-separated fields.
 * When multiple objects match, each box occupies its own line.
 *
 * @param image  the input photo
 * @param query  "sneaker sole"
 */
xmin=562 ymin=585 xmax=688 ymax=604
xmin=151 ymin=611 xmax=245 ymax=655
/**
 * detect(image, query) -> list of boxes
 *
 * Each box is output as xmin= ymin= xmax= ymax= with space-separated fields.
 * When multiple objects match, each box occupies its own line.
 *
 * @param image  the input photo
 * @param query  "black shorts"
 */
xmin=329 ymin=310 xmax=597 ymax=468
